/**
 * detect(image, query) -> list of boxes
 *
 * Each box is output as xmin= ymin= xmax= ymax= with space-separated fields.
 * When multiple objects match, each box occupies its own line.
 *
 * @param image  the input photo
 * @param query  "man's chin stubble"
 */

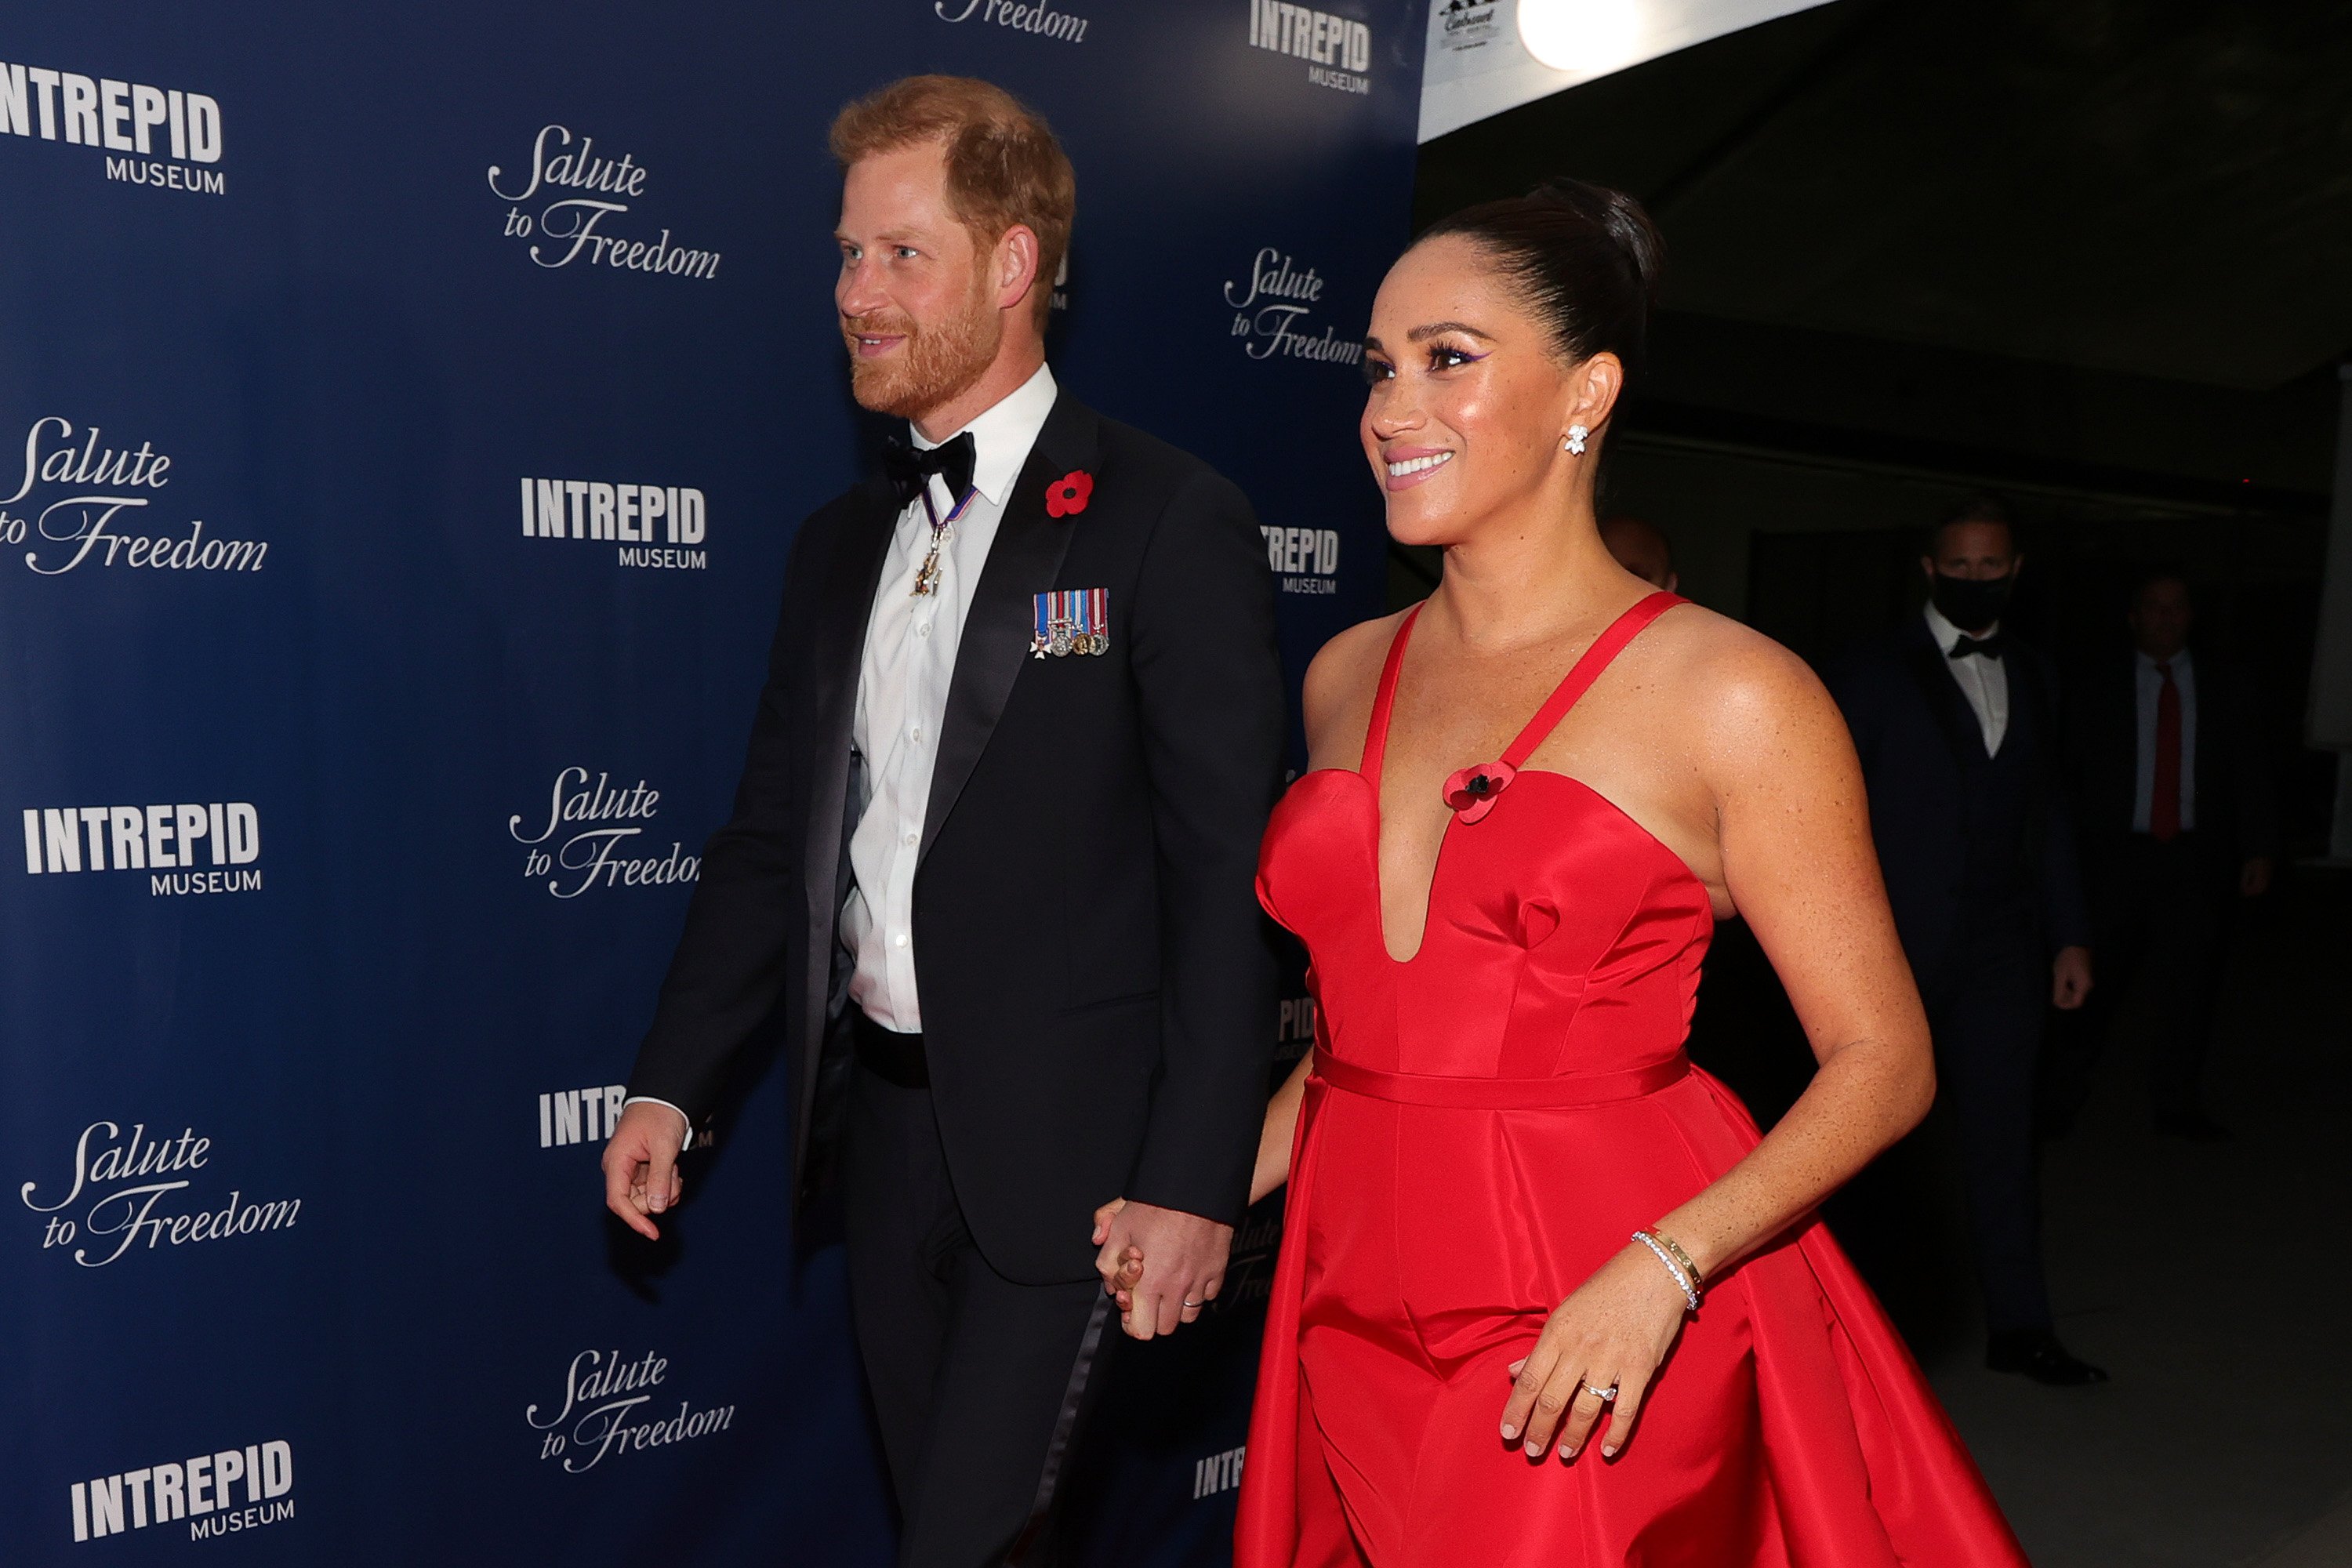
xmin=849 ymin=363 xmax=924 ymax=419
xmin=849 ymin=349 xmax=991 ymax=423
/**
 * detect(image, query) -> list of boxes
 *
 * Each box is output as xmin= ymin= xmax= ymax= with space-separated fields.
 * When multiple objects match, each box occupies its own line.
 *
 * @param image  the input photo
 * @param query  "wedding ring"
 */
xmin=1584 ymin=1383 xmax=1618 ymax=1402
xmin=1181 ymin=1298 xmax=1203 ymax=1308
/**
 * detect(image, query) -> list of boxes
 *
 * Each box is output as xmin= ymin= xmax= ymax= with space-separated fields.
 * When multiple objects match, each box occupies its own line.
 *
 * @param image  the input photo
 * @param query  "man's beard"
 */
xmin=844 ymin=281 xmax=1001 ymax=422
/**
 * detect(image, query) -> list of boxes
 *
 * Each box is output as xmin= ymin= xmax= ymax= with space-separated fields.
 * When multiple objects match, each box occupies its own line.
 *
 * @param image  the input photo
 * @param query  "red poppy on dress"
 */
xmin=1441 ymin=760 xmax=1516 ymax=824
xmin=1045 ymin=470 xmax=1094 ymax=518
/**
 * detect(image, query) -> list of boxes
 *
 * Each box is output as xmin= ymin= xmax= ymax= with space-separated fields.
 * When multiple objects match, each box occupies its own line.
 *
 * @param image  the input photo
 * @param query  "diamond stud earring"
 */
xmin=1564 ymin=424 xmax=1589 ymax=456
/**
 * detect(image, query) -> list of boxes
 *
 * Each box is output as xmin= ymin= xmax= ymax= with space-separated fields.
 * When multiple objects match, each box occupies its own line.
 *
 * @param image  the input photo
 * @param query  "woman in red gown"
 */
xmin=1224 ymin=182 xmax=2027 ymax=1566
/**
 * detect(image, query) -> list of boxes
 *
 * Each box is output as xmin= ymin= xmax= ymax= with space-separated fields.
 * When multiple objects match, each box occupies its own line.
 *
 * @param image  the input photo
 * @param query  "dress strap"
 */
xmin=1357 ymin=604 xmax=1423 ymax=786
xmin=1501 ymin=591 xmax=1685 ymax=768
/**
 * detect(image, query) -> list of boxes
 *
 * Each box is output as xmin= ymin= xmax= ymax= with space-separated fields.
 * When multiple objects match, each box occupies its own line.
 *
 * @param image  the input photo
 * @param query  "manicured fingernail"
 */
xmin=1602 ymin=1446 xmax=1618 ymax=1458
xmin=1525 ymin=1442 xmax=1544 ymax=1457
xmin=1500 ymin=1424 xmax=1518 ymax=1440
xmin=1559 ymin=1444 xmax=1576 ymax=1458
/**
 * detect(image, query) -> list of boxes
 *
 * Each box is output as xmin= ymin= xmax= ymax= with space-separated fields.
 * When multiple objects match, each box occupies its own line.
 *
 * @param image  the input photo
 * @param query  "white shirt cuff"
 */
xmin=620 ymin=1095 xmax=694 ymax=1153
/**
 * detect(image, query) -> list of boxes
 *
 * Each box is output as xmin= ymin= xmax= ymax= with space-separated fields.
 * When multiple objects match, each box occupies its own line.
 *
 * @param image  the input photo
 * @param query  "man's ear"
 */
xmin=997 ymin=223 xmax=1041 ymax=314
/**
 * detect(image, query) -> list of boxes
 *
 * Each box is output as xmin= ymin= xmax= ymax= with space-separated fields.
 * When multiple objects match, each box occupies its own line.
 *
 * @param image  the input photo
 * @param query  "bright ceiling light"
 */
xmin=1517 ymin=0 xmax=1649 ymax=76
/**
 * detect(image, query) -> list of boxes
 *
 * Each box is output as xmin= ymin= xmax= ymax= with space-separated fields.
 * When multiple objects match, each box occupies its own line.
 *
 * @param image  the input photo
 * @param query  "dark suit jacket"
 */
xmin=2067 ymin=650 xmax=2279 ymax=872
xmin=1826 ymin=615 xmax=2090 ymax=988
xmin=629 ymin=390 xmax=1284 ymax=1283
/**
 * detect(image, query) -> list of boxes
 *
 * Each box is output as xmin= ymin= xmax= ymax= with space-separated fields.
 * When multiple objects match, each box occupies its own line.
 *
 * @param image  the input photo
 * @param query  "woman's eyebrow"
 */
xmin=1406 ymin=321 xmax=1494 ymax=343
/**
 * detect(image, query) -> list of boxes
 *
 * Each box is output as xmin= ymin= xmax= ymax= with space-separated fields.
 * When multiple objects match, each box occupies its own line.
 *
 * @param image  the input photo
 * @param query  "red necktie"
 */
xmin=2151 ymin=660 xmax=2181 ymax=841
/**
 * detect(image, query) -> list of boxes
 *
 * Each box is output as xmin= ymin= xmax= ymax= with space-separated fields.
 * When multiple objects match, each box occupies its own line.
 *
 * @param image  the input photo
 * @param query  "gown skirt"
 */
xmin=1234 ymin=592 xmax=2029 ymax=1568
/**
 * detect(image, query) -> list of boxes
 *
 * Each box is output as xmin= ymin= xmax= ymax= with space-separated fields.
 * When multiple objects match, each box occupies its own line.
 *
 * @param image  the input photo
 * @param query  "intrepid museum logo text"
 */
xmin=0 ymin=59 xmax=227 ymax=194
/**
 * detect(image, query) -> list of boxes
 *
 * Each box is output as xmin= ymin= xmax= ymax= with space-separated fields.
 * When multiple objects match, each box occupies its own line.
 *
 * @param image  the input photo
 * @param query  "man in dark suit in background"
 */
xmin=2049 ymin=569 xmax=2278 ymax=1141
xmin=599 ymin=77 xmax=1283 ymax=1566
xmin=1828 ymin=495 xmax=2106 ymax=1386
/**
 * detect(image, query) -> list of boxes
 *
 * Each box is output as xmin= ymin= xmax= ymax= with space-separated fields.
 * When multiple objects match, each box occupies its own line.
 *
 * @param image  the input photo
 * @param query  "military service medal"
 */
xmin=912 ymin=485 xmax=980 ymax=598
xmin=1031 ymin=589 xmax=1110 ymax=658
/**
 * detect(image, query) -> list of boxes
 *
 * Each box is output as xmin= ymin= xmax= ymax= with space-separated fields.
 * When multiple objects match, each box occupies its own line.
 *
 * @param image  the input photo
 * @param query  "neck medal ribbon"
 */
xmin=911 ymin=485 xmax=979 ymax=598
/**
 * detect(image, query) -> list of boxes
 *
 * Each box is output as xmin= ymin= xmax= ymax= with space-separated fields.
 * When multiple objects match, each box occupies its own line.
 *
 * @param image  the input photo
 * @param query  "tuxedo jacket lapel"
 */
xmin=804 ymin=479 xmax=899 ymax=924
xmin=921 ymin=394 xmax=1098 ymax=865
xmin=1901 ymin=615 xmax=1991 ymax=768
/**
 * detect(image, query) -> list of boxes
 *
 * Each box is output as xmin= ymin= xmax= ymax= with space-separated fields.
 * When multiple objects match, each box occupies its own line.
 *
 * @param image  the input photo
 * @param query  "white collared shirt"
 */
xmin=625 ymin=363 xmax=1056 ymax=1145
xmin=1926 ymin=602 xmax=2009 ymax=757
xmin=2132 ymin=648 xmax=2198 ymax=833
xmin=842 ymin=361 xmax=1058 ymax=1033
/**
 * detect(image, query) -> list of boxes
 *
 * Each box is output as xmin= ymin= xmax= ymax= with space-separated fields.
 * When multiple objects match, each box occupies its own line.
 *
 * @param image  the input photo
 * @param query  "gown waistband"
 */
xmin=1312 ymin=1051 xmax=1690 ymax=1110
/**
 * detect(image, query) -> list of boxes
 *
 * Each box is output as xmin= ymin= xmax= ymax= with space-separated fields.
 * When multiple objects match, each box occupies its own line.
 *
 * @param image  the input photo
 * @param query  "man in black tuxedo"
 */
xmin=1827 ymin=496 xmax=2105 ymax=1386
xmin=2049 ymin=569 xmax=2277 ymax=1140
xmin=600 ymin=77 xmax=1282 ymax=1566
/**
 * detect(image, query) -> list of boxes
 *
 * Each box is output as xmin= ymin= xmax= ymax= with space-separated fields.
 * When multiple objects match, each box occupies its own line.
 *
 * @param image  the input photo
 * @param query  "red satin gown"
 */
xmin=1236 ymin=592 xmax=2027 ymax=1568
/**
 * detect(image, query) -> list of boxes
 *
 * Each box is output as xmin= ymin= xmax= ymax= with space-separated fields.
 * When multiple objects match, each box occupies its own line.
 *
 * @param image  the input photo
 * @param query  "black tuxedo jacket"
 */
xmin=1826 ymin=616 xmax=2090 ymax=986
xmin=2067 ymin=652 xmax=2279 ymax=869
xmin=630 ymin=390 xmax=1284 ymax=1283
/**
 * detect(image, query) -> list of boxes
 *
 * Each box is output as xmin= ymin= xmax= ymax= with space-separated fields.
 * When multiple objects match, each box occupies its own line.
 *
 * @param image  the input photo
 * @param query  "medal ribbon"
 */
xmin=917 ymin=482 xmax=981 ymax=533
xmin=1030 ymin=589 xmax=1109 ymax=654
xmin=913 ymin=485 xmax=981 ymax=597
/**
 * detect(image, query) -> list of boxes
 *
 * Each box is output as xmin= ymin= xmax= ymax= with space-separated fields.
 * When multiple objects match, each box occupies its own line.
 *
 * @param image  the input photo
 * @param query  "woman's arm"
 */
xmin=1250 ymin=1048 xmax=1315 ymax=1204
xmin=1653 ymin=639 xmax=1933 ymax=1278
xmin=1243 ymin=619 xmax=1391 ymax=1207
xmin=1505 ymin=631 xmax=1934 ymax=1463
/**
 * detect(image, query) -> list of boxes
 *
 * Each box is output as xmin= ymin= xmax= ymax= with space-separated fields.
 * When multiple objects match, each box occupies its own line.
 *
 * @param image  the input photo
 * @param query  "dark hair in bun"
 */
xmin=1417 ymin=177 xmax=1664 ymax=391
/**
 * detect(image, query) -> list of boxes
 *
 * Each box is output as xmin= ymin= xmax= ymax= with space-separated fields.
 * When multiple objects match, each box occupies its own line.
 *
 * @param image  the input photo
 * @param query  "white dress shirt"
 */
xmin=843 ymin=361 xmax=1058 ymax=1032
xmin=625 ymin=363 xmax=1057 ymax=1148
xmin=1926 ymin=602 xmax=2009 ymax=757
xmin=2132 ymin=648 xmax=2198 ymax=833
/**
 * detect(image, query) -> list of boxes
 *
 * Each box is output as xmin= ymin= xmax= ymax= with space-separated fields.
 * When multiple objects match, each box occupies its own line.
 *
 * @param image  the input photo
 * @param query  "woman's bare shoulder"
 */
xmin=1304 ymin=611 xmax=1406 ymax=709
xmin=1644 ymin=602 xmax=1846 ymax=750
xmin=1301 ymin=609 xmax=1410 ymax=760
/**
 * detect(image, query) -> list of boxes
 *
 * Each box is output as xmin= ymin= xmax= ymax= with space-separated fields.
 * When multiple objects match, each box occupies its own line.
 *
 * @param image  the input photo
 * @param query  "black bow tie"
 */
xmin=1949 ymin=633 xmax=2004 ymax=661
xmin=884 ymin=432 xmax=975 ymax=514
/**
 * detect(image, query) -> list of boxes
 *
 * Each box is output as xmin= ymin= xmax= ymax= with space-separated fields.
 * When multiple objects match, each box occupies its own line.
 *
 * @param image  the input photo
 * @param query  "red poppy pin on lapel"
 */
xmin=1045 ymin=470 xmax=1093 ymax=518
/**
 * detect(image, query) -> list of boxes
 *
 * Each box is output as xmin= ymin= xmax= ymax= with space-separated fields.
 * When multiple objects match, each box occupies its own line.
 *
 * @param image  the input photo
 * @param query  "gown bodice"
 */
xmin=1258 ymin=590 xmax=1710 ymax=1087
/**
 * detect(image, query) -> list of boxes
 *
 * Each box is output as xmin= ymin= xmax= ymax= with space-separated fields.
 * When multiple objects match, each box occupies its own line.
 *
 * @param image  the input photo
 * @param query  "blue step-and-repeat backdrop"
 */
xmin=0 ymin=2 xmax=1426 ymax=1563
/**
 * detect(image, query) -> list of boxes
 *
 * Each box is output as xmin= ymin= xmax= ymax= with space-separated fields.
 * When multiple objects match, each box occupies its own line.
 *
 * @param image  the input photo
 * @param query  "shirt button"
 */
xmin=894 ymin=933 xmax=909 ymax=948
xmin=916 ymin=622 xmax=931 ymax=638
xmin=903 ymin=832 xmax=917 ymax=847
xmin=909 ymin=726 xmax=923 ymax=743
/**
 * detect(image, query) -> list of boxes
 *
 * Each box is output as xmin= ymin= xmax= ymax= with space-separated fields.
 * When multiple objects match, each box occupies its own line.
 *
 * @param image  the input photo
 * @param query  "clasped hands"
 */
xmin=1090 ymin=1197 xmax=1233 ymax=1341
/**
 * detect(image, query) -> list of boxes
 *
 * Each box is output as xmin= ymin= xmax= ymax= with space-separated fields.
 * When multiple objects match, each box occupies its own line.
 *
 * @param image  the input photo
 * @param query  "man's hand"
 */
xmin=1091 ymin=1198 xmax=1231 ymax=1341
xmin=2051 ymin=945 xmax=2093 ymax=1011
xmin=2241 ymin=857 xmax=2274 ymax=899
xmin=603 ymin=1102 xmax=688 ymax=1240
xmin=1091 ymin=1200 xmax=1145 ymax=1316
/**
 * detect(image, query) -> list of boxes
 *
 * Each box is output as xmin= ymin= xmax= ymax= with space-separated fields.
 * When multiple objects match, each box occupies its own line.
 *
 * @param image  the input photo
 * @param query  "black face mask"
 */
xmin=1930 ymin=571 xmax=2013 ymax=634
